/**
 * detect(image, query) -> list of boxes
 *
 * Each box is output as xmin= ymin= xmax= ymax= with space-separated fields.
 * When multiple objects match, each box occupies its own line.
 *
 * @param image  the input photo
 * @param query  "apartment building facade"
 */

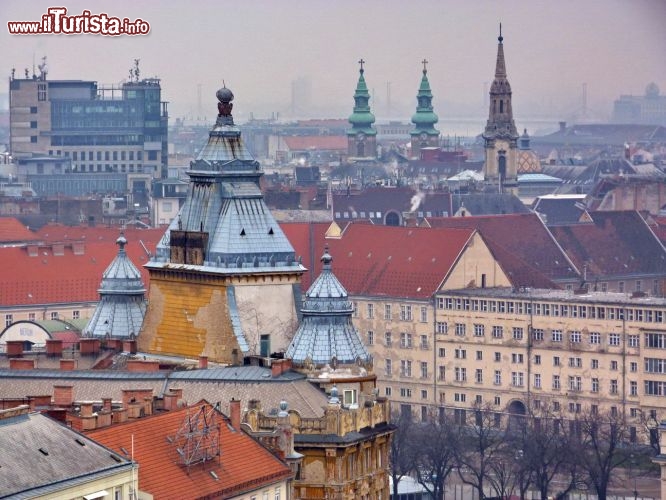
xmin=434 ymin=287 xmax=666 ymax=444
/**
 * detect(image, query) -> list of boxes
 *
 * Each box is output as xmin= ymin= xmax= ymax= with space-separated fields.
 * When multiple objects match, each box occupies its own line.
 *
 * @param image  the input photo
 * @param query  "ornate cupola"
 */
xmin=140 ymin=84 xmax=305 ymax=363
xmin=84 ymin=233 xmax=147 ymax=339
xmin=410 ymin=59 xmax=439 ymax=154
xmin=286 ymin=247 xmax=371 ymax=368
xmin=482 ymin=24 xmax=520 ymax=193
xmin=347 ymin=59 xmax=377 ymax=159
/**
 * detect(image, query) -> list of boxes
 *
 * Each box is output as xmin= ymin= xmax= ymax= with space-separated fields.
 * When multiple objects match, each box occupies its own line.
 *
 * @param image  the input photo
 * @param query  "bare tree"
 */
xmin=576 ymin=409 xmax=631 ymax=500
xmin=389 ymin=412 xmax=416 ymax=498
xmin=453 ymin=403 xmax=508 ymax=499
xmin=412 ymin=410 xmax=459 ymax=500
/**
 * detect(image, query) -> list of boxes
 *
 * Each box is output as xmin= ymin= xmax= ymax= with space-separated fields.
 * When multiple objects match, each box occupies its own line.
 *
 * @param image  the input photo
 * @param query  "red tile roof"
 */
xmin=548 ymin=211 xmax=666 ymax=279
xmin=426 ymin=213 xmax=578 ymax=284
xmin=282 ymin=222 xmax=476 ymax=299
xmin=282 ymin=135 xmax=348 ymax=151
xmin=0 ymin=228 xmax=164 ymax=306
xmin=88 ymin=401 xmax=291 ymax=500
xmin=0 ymin=217 xmax=41 ymax=244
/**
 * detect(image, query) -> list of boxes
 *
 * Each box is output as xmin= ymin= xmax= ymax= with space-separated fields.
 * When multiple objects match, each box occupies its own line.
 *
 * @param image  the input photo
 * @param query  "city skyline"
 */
xmin=2 ymin=0 xmax=665 ymax=126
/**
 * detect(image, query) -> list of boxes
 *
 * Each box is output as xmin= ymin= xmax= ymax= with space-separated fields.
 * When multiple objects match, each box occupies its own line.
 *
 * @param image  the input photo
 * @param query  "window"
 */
xmin=385 ymin=359 xmax=392 ymax=377
xmin=50 ymin=311 xmax=58 ymax=320
xmin=569 ymin=376 xmax=582 ymax=391
xmin=420 ymin=362 xmax=428 ymax=379
xmin=511 ymin=353 xmax=524 ymax=364
xmin=492 ymin=326 xmax=503 ymax=338
xmin=438 ymin=347 xmax=446 ymax=358
xmin=592 ymin=378 xmax=599 ymax=393
xmin=512 ymin=372 xmax=524 ymax=387
xmin=38 ymin=83 xmax=46 ymax=101
xmin=455 ymin=323 xmax=466 ymax=336
xmin=385 ymin=332 xmax=392 ymax=347
xmin=630 ymin=361 xmax=638 ymax=372
xmin=344 ymin=390 xmax=357 ymax=407
xmin=455 ymin=367 xmax=467 ymax=382
xmin=512 ymin=327 xmax=524 ymax=340
xmin=420 ymin=335 xmax=429 ymax=350
xmin=367 ymin=331 xmax=374 ymax=345
xmin=421 ymin=389 xmax=428 ymax=400
xmin=646 ymin=332 xmax=666 ymax=348
xmin=454 ymin=392 xmax=466 ymax=403
xmin=352 ymin=302 xmax=358 ymax=317
xmin=609 ymin=333 xmax=621 ymax=346
xmin=28 ymin=313 xmax=35 ymax=321
xmin=384 ymin=304 xmax=392 ymax=320
xmin=400 ymin=360 xmax=412 ymax=377
xmin=30 ymin=106 xmax=37 ymax=113
xmin=551 ymin=330 xmax=563 ymax=342
xmin=454 ymin=348 xmax=467 ymax=359
xmin=436 ymin=297 xmax=445 ymax=309
xmin=385 ymin=387 xmax=392 ymax=396
xmin=630 ymin=381 xmax=638 ymax=396
xmin=367 ymin=303 xmax=374 ymax=319
xmin=645 ymin=380 xmax=666 ymax=395
xmin=400 ymin=388 xmax=412 ymax=398
xmin=645 ymin=358 xmax=666 ymax=373
xmin=570 ymin=331 xmax=581 ymax=343
xmin=400 ymin=305 xmax=412 ymax=321
xmin=532 ymin=328 xmax=544 ymax=341
xmin=438 ymin=366 xmax=446 ymax=381
xmin=30 ymin=136 xmax=37 ymax=143
xmin=436 ymin=321 xmax=448 ymax=334
xmin=619 ymin=281 xmax=625 ymax=293
xmin=494 ymin=370 xmax=502 ymax=385
xmin=553 ymin=356 xmax=561 ymax=366
xmin=628 ymin=335 xmax=640 ymax=348
xmin=474 ymin=324 xmax=485 ymax=337
xmin=552 ymin=375 xmax=561 ymax=390
xmin=275 ymin=487 xmax=281 ymax=500
xmin=568 ymin=357 xmax=582 ymax=368
xmin=590 ymin=332 xmax=601 ymax=344
xmin=476 ymin=350 xmax=483 ymax=361
xmin=475 ymin=394 xmax=483 ymax=405
xmin=5 ymin=314 xmax=13 ymax=328
xmin=420 ymin=306 xmax=427 ymax=323
xmin=591 ymin=359 xmax=599 ymax=369
xmin=475 ymin=369 xmax=483 ymax=383
xmin=534 ymin=373 xmax=541 ymax=388
xmin=494 ymin=352 xmax=501 ymax=362
xmin=400 ymin=332 xmax=413 ymax=349
xmin=568 ymin=402 xmax=581 ymax=414
xmin=534 ymin=354 xmax=541 ymax=365
xmin=610 ymin=379 xmax=618 ymax=394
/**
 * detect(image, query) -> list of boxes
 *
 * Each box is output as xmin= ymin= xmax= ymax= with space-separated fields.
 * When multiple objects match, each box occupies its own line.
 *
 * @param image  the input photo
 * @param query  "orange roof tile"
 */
xmin=88 ymin=401 xmax=291 ymax=500
xmin=0 ymin=217 xmax=40 ymax=244
xmin=0 ymin=228 xmax=164 ymax=306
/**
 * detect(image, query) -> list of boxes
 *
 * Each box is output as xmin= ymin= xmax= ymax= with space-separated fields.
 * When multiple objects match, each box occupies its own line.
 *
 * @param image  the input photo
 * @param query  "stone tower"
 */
xmin=347 ymin=59 xmax=377 ymax=159
xmin=139 ymin=86 xmax=305 ymax=363
xmin=410 ymin=59 xmax=440 ymax=155
xmin=482 ymin=25 xmax=520 ymax=194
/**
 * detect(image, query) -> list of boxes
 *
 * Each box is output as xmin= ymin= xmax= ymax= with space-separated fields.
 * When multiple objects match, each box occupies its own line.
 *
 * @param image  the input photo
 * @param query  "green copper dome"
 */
xmin=347 ymin=60 xmax=376 ymax=136
xmin=411 ymin=61 xmax=439 ymax=137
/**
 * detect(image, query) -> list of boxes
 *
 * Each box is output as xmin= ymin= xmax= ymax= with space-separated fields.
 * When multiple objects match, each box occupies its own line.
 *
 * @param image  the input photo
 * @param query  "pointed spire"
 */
xmin=411 ymin=59 xmax=439 ymax=139
xmin=495 ymin=23 xmax=507 ymax=78
xmin=348 ymin=59 xmax=376 ymax=136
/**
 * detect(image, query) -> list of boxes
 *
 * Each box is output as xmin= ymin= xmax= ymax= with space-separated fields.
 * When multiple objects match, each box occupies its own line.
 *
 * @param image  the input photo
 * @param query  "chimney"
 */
xmin=28 ymin=395 xmax=52 ymax=411
xmin=46 ymin=339 xmax=63 ymax=357
xmin=53 ymin=385 xmax=74 ymax=407
xmin=80 ymin=401 xmax=94 ymax=418
xmin=5 ymin=340 xmax=24 ymax=358
xmin=122 ymin=340 xmax=137 ymax=354
xmin=79 ymin=338 xmax=100 ymax=356
xmin=272 ymin=359 xmax=285 ymax=378
xmin=10 ymin=358 xmax=35 ymax=370
xmin=60 ymin=358 xmax=76 ymax=371
xmin=102 ymin=398 xmax=112 ymax=412
xmin=229 ymin=398 xmax=241 ymax=430
xmin=198 ymin=355 xmax=208 ymax=369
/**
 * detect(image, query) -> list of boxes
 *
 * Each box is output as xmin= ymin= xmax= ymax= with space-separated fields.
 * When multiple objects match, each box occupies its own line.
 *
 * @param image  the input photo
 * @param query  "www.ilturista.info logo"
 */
xmin=7 ymin=7 xmax=150 ymax=36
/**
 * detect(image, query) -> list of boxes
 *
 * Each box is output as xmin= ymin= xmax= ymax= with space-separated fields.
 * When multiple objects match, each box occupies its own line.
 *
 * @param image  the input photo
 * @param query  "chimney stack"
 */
xmin=198 ymin=355 xmax=208 ymax=369
xmin=229 ymin=398 xmax=241 ymax=430
xmin=53 ymin=385 xmax=74 ymax=407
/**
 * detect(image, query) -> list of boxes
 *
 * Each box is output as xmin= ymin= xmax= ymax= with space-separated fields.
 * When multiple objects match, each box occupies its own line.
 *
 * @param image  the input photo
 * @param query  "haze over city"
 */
xmin=2 ymin=0 xmax=666 ymax=127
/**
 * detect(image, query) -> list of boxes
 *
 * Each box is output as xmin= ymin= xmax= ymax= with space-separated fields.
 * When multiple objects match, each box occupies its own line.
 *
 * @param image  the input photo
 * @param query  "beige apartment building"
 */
xmin=434 ymin=287 xmax=666 ymax=444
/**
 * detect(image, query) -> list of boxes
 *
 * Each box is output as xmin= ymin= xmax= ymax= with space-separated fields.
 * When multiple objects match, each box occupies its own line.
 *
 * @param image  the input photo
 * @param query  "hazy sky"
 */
xmin=2 ymin=0 xmax=665 ymax=125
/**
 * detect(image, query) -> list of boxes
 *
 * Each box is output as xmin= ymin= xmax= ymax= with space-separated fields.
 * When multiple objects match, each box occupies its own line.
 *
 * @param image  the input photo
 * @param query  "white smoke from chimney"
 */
xmin=410 ymin=190 xmax=425 ymax=212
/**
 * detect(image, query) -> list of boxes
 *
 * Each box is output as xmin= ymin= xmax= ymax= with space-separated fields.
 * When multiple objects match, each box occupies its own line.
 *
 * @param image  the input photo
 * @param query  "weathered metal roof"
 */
xmin=286 ymin=249 xmax=370 ymax=367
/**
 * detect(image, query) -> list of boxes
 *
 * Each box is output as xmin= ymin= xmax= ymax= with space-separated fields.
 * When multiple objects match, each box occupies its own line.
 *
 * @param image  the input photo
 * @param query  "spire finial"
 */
xmin=498 ymin=22 xmax=503 ymax=43
xmin=358 ymin=58 xmax=365 ymax=74
xmin=421 ymin=58 xmax=428 ymax=75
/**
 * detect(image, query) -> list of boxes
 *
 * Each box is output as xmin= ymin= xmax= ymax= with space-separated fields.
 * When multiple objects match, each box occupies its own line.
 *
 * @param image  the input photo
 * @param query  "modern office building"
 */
xmin=9 ymin=72 xmax=168 ymax=199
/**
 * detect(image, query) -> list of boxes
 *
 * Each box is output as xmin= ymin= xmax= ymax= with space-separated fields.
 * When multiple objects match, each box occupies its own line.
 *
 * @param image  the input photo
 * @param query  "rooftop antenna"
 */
xmin=171 ymin=405 xmax=221 ymax=473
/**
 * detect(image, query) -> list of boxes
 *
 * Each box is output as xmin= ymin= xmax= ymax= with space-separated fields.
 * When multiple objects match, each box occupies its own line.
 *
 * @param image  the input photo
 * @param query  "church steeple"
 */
xmin=347 ymin=59 xmax=377 ymax=158
xmin=410 ymin=59 xmax=439 ymax=153
xmin=482 ymin=24 xmax=519 ymax=193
